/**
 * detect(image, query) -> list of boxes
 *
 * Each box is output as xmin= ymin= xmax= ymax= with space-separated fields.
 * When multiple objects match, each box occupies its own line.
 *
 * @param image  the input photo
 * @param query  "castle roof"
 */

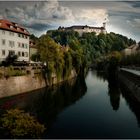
xmin=60 ymin=25 xmax=105 ymax=30
xmin=0 ymin=19 xmax=30 ymax=35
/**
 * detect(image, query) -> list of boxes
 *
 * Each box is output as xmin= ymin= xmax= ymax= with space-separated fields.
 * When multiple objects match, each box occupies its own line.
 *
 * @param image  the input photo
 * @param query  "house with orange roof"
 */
xmin=0 ymin=19 xmax=30 ymax=62
xmin=122 ymin=44 xmax=140 ymax=56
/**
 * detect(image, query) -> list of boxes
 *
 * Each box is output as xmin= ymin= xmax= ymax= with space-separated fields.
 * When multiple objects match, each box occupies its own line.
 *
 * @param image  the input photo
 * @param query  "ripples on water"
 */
xmin=0 ymin=70 xmax=140 ymax=138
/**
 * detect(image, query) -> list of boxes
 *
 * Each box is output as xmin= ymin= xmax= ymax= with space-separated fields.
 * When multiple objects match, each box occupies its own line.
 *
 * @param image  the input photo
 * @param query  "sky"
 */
xmin=0 ymin=0 xmax=139 ymax=42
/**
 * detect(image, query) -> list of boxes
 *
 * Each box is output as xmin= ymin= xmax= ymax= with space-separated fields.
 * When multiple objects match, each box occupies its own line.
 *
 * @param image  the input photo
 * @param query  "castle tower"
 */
xmin=103 ymin=22 xmax=106 ymax=29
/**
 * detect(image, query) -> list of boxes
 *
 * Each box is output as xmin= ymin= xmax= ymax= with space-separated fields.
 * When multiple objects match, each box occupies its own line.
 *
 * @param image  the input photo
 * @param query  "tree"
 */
xmin=0 ymin=109 xmax=45 ymax=138
xmin=2 ymin=54 xmax=18 ymax=66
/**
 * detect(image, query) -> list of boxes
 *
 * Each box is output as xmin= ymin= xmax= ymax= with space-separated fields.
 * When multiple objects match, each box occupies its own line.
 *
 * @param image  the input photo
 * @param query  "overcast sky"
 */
xmin=0 ymin=0 xmax=139 ymax=41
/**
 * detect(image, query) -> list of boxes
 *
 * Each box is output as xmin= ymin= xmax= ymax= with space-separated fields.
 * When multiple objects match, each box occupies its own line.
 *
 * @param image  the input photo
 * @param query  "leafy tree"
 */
xmin=0 ymin=109 xmax=45 ymax=138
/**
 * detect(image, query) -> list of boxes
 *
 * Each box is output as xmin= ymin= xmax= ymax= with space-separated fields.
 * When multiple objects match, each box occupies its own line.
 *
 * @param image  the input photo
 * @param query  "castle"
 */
xmin=58 ymin=23 xmax=107 ymax=36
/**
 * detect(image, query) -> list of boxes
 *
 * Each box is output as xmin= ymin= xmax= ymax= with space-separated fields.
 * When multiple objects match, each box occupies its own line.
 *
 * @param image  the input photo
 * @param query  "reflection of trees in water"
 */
xmin=107 ymin=77 xmax=121 ymax=111
xmin=4 ymin=75 xmax=87 ymax=131
xmin=120 ymin=84 xmax=140 ymax=127
xmin=95 ymin=71 xmax=107 ymax=82
xmin=96 ymin=70 xmax=140 ymax=127
xmin=37 ymin=76 xmax=87 ymax=127
xmin=96 ymin=71 xmax=121 ymax=111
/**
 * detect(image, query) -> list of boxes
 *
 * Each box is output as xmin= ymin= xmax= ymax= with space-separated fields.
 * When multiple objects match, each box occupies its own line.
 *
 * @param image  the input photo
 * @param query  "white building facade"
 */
xmin=58 ymin=23 xmax=107 ymax=36
xmin=0 ymin=19 xmax=30 ymax=62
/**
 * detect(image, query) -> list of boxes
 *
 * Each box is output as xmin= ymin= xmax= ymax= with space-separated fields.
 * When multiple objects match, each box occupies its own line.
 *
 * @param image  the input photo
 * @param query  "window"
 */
xmin=9 ymin=50 xmax=15 ymax=56
xmin=18 ymin=51 xmax=21 ymax=57
xmin=10 ymin=25 xmax=13 ymax=29
xmin=18 ymin=42 xmax=21 ymax=47
xmin=22 ymin=43 xmax=24 ymax=48
xmin=2 ymin=50 xmax=5 ymax=56
xmin=2 ymin=30 xmax=5 ymax=34
xmin=22 ymin=52 xmax=24 ymax=57
xmin=2 ymin=39 xmax=6 ymax=45
xmin=25 ymin=52 xmax=28 ymax=57
xmin=9 ymin=41 xmax=15 ymax=47
xmin=25 ymin=44 xmax=28 ymax=48
xmin=9 ymin=32 xmax=14 ymax=36
xmin=18 ymin=33 xmax=21 ymax=37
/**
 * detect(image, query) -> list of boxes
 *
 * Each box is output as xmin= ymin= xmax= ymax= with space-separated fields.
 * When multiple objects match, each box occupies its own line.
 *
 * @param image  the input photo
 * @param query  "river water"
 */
xmin=0 ymin=70 xmax=140 ymax=138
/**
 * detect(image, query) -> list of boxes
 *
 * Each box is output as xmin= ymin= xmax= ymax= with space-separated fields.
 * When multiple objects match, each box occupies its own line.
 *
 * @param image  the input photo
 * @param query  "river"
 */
xmin=0 ymin=70 xmax=140 ymax=138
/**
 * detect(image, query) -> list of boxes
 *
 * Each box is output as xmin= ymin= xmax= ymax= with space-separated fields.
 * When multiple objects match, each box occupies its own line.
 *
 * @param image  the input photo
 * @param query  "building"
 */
xmin=0 ymin=19 xmax=30 ymax=62
xmin=29 ymin=39 xmax=37 ymax=61
xmin=122 ymin=44 xmax=140 ymax=56
xmin=58 ymin=23 xmax=107 ymax=36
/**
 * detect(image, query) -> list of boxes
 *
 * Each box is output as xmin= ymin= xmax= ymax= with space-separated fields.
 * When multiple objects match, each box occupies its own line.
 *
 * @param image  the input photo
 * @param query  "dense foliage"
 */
xmin=120 ymin=52 xmax=140 ymax=66
xmin=31 ymin=30 xmax=136 ymax=81
xmin=47 ymin=30 xmax=135 ymax=60
xmin=0 ymin=109 xmax=45 ymax=138
xmin=96 ymin=51 xmax=122 ymax=72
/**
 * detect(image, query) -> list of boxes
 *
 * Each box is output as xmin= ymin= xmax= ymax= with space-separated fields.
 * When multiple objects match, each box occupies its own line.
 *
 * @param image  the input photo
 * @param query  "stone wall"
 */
xmin=0 ymin=69 xmax=77 ymax=99
xmin=118 ymin=70 xmax=140 ymax=102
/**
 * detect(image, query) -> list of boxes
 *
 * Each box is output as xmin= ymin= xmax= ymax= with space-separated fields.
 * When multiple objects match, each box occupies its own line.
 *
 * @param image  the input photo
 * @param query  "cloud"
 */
xmin=0 ymin=1 xmax=75 ymax=33
xmin=0 ymin=0 xmax=108 ymax=35
xmin=74 ymin=9 xmax=108 ymax=26
xmin=0 ymin=0 xmax=139 ymax=41
xmin=127 ymin=18 xmax=140 ymax=28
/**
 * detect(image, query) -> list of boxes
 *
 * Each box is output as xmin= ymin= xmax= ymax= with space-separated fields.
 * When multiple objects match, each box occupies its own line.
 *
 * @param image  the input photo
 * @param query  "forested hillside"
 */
xmin=31 ymin=30 xmax=136 ymax=80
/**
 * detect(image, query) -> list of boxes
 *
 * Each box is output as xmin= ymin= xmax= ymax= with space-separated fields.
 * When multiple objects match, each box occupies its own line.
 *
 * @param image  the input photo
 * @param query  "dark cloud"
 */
xmin=125 ymin=1 xmax=140 ymax=8
xmin=26 ymin=23 xmax=53 ymax=31
xmin=0 ymin=1 xmax=139 ymax=41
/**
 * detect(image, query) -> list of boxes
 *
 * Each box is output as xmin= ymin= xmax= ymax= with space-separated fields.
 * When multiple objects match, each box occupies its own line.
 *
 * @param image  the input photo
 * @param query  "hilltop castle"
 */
xmin=58 ymin=23 xmax=107 ymax=36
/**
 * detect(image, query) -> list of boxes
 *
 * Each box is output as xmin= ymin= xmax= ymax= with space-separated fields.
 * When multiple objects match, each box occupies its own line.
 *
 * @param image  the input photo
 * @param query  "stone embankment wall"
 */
xmin=0 ymin=69 xmax=77 ymax=99
xmin=118 ymin=69 xmax=140 ymax=102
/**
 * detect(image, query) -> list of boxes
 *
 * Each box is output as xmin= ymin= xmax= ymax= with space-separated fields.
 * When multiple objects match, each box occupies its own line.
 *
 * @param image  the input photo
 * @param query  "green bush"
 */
xmin=121 ymin=52 xmax=140 ymax=66
xmin=0 ymin=109 xmax=45 ymax=138
xmin=5 ymin=66 xmax=26 ymax=77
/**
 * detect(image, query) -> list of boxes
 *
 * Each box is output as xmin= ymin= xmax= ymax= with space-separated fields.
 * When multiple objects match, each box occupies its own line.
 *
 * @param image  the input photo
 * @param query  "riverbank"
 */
xmin=118 ymin=68 xmax=140 ymax=102
xmin=0 ymin=67 xmax=77 ymax=99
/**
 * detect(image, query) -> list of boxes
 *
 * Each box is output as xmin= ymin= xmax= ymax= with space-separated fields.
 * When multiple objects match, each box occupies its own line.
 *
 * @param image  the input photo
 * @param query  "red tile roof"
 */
xmin=0 ymin=19 xmax=30 ymax=35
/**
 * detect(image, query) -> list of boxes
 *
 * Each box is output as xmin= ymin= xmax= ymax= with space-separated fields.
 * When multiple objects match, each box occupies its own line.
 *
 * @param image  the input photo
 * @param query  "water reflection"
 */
xmin=97 ymin=70 xmax=140 ymax=128
xmin=0 ymin=75 xmax=87 ymax=138
xmin=96 ymin=71 xmax=121 ymax=111
xmin=120 ymin=85 xmax=140 ymax=127
xmin=1 ymin=71 xmax=140 ymax=138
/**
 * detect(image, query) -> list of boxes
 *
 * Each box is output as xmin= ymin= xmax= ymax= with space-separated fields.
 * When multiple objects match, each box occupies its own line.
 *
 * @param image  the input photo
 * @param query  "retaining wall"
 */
xmin=0 ymin=69 xmax=77 ymax=99
xmin=118 ymin=69 xmax=140 ymax=102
